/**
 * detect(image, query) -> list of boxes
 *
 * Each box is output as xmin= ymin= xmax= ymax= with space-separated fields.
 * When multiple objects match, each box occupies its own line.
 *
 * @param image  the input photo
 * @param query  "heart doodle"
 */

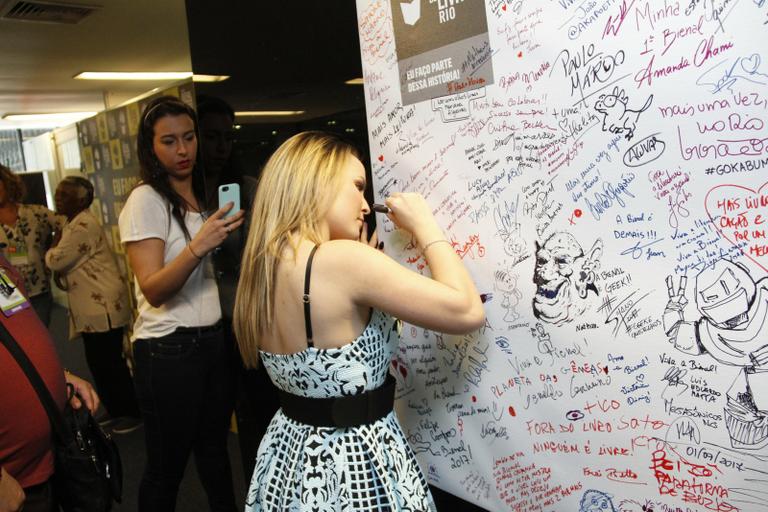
xmin=705 ymin=181 xmax=768 ymax=272
xmin=741 ymin=53 xmax=760 ymax=74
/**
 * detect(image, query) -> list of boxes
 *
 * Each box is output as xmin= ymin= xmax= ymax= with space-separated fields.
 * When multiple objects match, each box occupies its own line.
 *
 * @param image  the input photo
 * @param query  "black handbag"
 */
xmin=0 ymin=322 xmax=122 ymax=511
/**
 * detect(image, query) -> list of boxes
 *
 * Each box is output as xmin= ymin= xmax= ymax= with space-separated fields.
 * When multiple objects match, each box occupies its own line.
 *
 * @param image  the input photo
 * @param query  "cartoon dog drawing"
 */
xmin=594 ymin=87 xmax=653 ymax=140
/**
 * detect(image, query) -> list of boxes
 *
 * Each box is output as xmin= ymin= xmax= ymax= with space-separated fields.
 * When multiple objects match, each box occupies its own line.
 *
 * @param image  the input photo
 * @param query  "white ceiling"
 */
xmin=0 ymin=0 xmax=192 ymax=129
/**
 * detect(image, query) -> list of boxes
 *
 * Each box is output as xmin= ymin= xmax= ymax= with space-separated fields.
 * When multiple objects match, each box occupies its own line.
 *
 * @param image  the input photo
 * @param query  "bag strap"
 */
xmin=0 ymin=321 xmax=71 ymax=444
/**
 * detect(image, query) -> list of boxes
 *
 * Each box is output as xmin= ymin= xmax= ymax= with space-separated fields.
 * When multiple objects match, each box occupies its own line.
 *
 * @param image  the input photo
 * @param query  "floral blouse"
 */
xmin=0 ymin=204 xmax=63 ymax=297
xmin=44 ymin=210 xmax=130 ymax=338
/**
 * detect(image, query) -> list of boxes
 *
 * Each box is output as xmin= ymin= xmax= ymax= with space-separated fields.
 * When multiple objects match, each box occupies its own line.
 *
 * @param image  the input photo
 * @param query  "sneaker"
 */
xmin=111 ymin=417 xmax=143 ymax=435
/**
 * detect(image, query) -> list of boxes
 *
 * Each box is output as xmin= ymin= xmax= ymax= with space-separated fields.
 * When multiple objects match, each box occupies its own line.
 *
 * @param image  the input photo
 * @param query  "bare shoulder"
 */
xmin=314 ymin=239 xmax=411 ymax=303
xmin=317 ymin=239 xmax=385 ymax=273
xmin=313 ymin=240 xmax=392 ymax=293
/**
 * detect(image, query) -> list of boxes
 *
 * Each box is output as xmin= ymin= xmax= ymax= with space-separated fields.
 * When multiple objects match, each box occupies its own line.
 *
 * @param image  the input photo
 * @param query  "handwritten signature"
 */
xmin=621 ymin=237 xmax=667 ymax=260
xmin=661 ymin=366 xmax=689 ymax=402
xmin=585 ymin=173 xmax=637 ymax=220
xmin=667 ymin=188 xmax=692 ymax=230
xmin=597 ymin=289 xmax=651 ymax=337
xmin=697 ymin=53 xmax=768 ymax=94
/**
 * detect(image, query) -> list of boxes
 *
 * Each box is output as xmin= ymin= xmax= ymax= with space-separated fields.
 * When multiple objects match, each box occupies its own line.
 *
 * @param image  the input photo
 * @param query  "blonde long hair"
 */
xmin=233 ymin=131 xmax=360 ymax=367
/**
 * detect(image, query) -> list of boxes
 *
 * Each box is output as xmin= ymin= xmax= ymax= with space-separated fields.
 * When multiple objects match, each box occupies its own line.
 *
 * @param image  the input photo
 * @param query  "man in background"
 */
xmin=0 ymin=253 xmax=98 ymax=512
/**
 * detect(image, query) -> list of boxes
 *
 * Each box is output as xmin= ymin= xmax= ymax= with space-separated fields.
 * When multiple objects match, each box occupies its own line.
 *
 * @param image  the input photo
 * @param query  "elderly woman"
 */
xmin=0 ymin=164 xmax=63 ymax=326
xmin=44 ymin=176 xmax=141 ymax=434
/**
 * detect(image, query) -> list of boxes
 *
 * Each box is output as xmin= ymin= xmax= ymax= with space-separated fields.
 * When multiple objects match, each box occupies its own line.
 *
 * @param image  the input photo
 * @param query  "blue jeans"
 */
xmin=133 ymin=324 xmax=237 ymax=512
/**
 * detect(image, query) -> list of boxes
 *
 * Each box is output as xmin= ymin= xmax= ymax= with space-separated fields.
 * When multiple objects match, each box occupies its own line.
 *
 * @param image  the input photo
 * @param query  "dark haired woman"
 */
xmin=118 ymin=96 xmax=244 ymax=512
xmin=0 ymin=164 xmax=63 ymax=326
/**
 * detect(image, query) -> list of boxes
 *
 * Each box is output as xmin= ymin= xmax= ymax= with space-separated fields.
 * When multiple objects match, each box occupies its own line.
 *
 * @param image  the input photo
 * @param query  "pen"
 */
xmin=371 ymin=203 xmax=391 ymax=214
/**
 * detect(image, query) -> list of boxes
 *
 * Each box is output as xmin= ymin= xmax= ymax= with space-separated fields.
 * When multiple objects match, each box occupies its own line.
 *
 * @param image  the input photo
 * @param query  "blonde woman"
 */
xmin=234 ymin=131 xmax=485 ymax=511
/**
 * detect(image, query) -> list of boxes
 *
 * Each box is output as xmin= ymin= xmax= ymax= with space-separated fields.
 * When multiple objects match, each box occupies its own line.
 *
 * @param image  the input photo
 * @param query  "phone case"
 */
xmin=218 ymin=183 xmax=241 ymax=218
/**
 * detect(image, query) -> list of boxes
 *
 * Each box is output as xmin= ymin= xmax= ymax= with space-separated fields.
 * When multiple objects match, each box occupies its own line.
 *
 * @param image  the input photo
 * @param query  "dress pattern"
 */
xmin=0 ymin=204 xmax=62 ymax=297
xmin=247 ymin=309 xmax=436 ymax=512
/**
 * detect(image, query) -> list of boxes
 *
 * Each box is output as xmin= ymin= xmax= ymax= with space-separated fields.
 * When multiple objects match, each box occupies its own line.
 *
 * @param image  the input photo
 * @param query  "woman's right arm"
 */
xmin=125 ymin=237 xmax=202 ymax=307
xmin=123 ymin=197 xmax=244 ymax=307
xmin=331 ymin=193 xmax=485 ymax=334
xmin=45 ymin=222 xmax=89 ymax=274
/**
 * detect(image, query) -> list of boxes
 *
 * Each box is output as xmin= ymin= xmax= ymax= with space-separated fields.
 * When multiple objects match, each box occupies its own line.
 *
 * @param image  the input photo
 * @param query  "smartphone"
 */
xmin=218 ymin=183 xmax=240 ymax=218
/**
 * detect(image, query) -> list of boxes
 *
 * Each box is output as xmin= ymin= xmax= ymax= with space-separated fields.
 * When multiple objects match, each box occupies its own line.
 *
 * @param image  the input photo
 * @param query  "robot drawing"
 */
xmin=664 ymin=259 xmax=768 ymax=450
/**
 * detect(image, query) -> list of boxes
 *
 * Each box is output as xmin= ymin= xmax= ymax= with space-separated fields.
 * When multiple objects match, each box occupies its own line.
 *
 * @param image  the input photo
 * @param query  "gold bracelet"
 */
xmin=421 ymin=239 xmax=451 ymax=254
xmin=187 ymin=243 xmax=203 ymax=260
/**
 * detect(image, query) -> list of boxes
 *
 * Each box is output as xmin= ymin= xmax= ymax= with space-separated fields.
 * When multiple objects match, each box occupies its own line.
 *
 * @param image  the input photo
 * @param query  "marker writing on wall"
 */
xmin=568 ymin=209 xmax=583 ymax=225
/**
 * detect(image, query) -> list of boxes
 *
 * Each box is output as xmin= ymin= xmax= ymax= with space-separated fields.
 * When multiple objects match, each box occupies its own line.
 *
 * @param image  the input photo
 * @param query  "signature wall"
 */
xmin=356 ymin=0 xmax=768 ymax=510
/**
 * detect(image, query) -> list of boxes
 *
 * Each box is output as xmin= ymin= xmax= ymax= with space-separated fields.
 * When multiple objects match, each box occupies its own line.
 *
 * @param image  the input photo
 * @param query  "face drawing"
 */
xmin=533 ymin=232 xmax=602 ymax=325
xmin=503 ymin=235 xmax=527 ymax=262
xmin=579 ymin=490 xmax=616 ymax=512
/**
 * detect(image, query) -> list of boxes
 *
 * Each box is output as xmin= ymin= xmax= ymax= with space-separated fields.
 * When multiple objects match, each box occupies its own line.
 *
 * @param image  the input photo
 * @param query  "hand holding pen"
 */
xmin=373 ymin=193 xmax=443 ymax=247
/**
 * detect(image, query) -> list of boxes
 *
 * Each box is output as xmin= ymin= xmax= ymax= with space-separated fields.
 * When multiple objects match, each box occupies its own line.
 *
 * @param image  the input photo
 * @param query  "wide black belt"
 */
xmin=278 ymin=373 xmax=396 ymax=428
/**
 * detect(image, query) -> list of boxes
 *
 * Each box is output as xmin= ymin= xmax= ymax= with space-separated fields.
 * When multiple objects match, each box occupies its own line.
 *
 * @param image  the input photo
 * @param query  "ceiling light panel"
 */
xmin=235 ymin=111 xmax=306 ymax=117
xmin=74 ymin=71 xmax=192 ymax=80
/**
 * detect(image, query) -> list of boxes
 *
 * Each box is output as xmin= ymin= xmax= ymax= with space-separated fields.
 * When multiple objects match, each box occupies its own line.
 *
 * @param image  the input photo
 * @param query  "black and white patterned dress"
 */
xmin=246 ymin=309 xmax=436 ymax=511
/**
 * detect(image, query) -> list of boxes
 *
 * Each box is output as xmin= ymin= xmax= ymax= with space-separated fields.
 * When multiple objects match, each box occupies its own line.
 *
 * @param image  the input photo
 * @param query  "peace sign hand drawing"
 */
xmin=663 ymin=275 xmax=689 ymax=336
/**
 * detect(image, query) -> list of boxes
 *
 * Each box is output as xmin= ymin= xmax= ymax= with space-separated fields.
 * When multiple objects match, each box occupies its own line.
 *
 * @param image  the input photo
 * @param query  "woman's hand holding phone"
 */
xmin=189 ymin=202 xmax=245 ymax=257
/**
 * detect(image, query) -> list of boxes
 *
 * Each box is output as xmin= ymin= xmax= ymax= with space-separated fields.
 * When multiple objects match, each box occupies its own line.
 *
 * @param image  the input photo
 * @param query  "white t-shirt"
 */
xmin=118 ymin=184 xmax=221 ymax=341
